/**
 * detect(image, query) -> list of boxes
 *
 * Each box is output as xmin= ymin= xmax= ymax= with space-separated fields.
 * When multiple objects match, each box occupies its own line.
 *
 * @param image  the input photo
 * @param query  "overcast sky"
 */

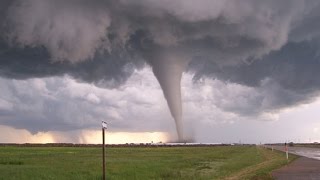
xmin=1 ymin=0 xmax=320 ymax=144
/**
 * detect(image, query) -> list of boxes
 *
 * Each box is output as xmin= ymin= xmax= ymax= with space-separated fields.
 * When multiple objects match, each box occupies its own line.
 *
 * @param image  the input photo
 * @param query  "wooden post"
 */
xmin=102 ymin=127 xmax=105 ymax=180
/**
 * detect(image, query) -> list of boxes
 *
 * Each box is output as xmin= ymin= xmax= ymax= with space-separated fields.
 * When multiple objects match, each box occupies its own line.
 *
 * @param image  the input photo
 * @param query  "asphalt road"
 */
xmin=270 ymin=145 xmax=320 ymax=160
xmin=267 ymin=145 xmax=320 ymax=180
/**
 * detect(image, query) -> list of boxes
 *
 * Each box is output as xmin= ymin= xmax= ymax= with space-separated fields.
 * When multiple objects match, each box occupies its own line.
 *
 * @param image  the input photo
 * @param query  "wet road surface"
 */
xmin=270 ymin=145 xmax=320 ymax=160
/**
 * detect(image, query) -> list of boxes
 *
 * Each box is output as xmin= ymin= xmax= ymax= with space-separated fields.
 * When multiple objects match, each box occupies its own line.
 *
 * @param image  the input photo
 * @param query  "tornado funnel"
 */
xmin=149 ymin=52 xmax=190 ymax=141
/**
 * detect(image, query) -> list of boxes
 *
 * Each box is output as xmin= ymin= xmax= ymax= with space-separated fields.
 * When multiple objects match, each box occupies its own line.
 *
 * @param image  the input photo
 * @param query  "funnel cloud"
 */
xmin=1 ymin=0 xmax=320 ymax=141
xmin=148 ymin=51 xmax=191 ymax=140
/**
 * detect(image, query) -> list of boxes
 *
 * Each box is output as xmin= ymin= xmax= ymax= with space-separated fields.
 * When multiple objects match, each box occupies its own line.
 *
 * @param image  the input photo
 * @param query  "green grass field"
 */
xmin=0 ymin=145 xmax=296 ymax=180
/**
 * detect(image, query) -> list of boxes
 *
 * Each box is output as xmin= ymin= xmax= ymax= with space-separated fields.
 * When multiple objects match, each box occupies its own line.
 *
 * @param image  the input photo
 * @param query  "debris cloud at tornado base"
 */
xmin=1 ymin=0 xmax=320 ymax=141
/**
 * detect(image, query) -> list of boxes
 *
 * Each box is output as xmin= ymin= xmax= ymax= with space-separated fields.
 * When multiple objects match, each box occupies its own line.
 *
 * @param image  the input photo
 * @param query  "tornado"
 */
xmin=148 ymin=52 xmax=190 ymax=142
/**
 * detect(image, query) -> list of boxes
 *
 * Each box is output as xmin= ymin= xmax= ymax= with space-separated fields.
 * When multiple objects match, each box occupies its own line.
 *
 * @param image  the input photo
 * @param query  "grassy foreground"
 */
xmin=0 ymin=145 xmax=296 ymax=180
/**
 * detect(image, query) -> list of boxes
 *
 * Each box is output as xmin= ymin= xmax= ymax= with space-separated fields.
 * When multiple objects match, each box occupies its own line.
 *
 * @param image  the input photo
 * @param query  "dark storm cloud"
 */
xmin=0 ymin=39 xmax=143 ymax=88
xmin=190 ymin=40 xmax=320 ymax=116
xmin=1 ymin=0 xmax=309 ymax=65
xmin=1 ymin=0 xmax=320 ymax=123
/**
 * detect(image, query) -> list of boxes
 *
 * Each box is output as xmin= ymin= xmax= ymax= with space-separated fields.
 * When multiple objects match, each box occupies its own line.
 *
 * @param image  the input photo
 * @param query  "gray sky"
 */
xmin=0 ymin=0 xmax=320 ymax=143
